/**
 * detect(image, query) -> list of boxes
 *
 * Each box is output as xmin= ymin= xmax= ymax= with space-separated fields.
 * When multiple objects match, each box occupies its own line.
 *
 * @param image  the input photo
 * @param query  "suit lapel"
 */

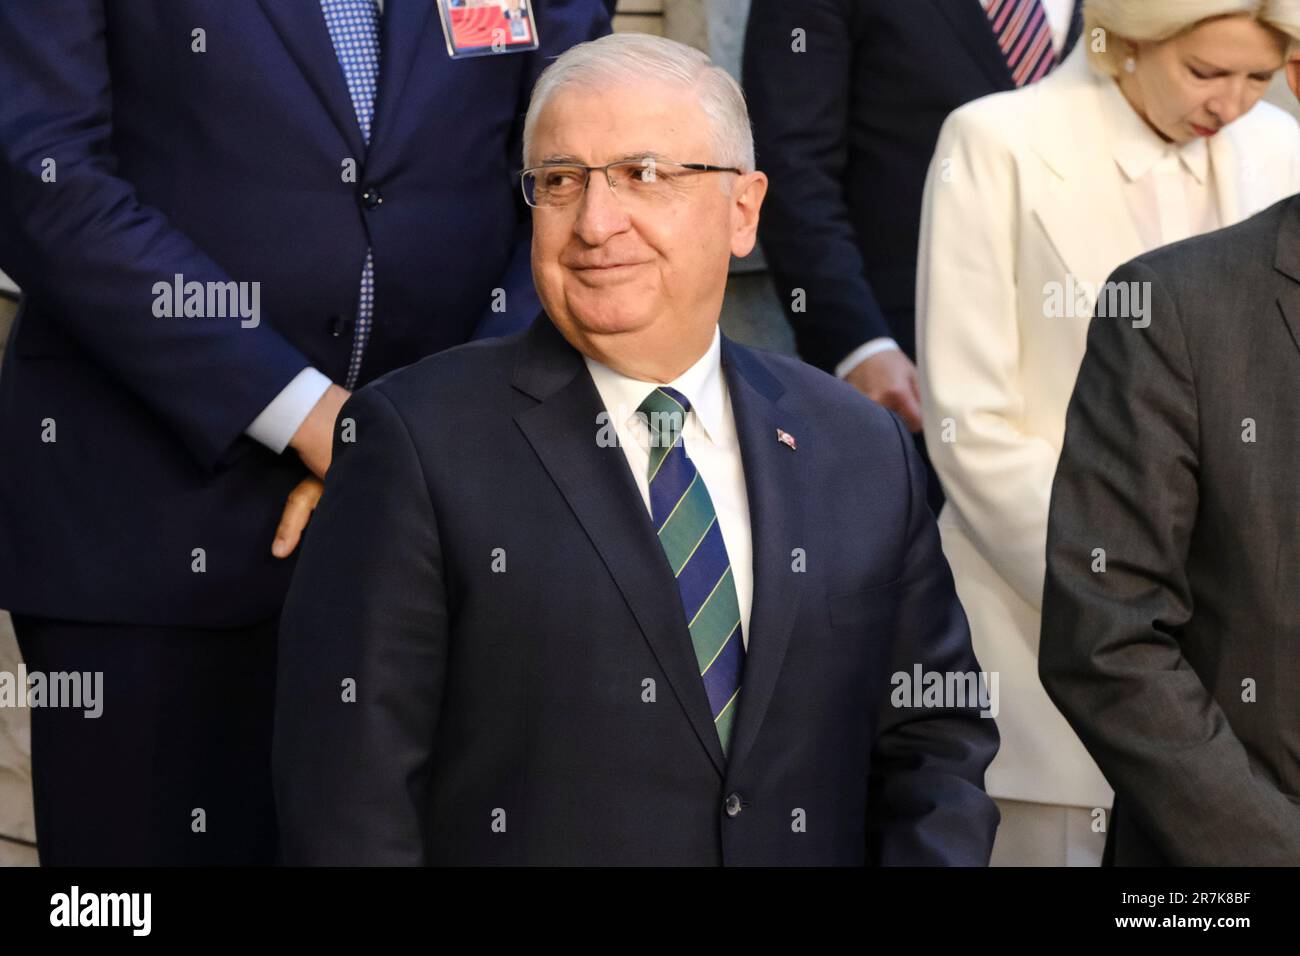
xmin=1275 ymin=199 xmax=1300 ymax=360
xmin=1033 ymin=178 xmax=1144 ymax=292
xmin=1029 ymin=50 xmax=1144 ymax=286
xmin=718 ymin=338 xmax=807 ymax=779
xmin=930 ymin=0 xmax=1015 ymax=91
xmin=511 ymin=318 xmax=728 ymax=778
xmin=255 ymin=0 xmax=367 ymax=157
xmin=368 ymin=0 xmax=438 ymax=158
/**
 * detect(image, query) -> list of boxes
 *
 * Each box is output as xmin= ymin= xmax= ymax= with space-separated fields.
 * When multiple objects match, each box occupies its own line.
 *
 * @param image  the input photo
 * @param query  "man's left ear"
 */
xmin=1288 ymin=47 xmax=1300 ymax=104
xmin=729 ymin=171 xmax=768 ymax=259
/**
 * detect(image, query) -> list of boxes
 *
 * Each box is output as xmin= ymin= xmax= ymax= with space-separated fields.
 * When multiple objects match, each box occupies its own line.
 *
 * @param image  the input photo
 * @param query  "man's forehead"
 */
xmin=536 ymin=149 xmax=675 ymax=165
xmin=531 ymin=81 xmax=710 ymax=163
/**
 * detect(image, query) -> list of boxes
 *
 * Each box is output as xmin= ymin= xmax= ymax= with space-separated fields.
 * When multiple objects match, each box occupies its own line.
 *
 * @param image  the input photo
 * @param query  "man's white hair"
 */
xmin=521 ymin=32 xmax=755 ymax=173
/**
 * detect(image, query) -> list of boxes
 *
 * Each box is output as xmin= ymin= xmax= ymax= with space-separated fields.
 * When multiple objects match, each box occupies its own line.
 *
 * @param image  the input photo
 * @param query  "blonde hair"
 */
xmin=1084 ymin=0 xmax=1300 ymax=76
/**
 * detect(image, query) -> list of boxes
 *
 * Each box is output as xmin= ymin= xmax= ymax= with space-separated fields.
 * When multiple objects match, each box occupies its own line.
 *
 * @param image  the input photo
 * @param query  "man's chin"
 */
xmin=563 ymin=300 xmax=655 ymax=338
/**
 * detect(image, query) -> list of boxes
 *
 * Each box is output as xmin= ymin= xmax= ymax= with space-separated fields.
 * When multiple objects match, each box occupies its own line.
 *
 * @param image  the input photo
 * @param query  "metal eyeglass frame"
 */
xmin=519 ymin=158 xmax=743 ymax=208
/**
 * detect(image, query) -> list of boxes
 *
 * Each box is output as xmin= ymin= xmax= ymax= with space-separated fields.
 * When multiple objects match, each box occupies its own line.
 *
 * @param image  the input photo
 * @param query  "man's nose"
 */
xmin=571 ymin=169 xmax=631 ymax=245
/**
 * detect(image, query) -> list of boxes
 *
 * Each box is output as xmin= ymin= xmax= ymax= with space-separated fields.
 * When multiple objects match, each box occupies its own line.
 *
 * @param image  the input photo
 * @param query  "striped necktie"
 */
xmin=320 ymin=0 xmax=381 ymax=390
xmin=639 ymin=387 xmax=745 ymax=756
xmin=986 ymin=0 xmax=1057 ymax=87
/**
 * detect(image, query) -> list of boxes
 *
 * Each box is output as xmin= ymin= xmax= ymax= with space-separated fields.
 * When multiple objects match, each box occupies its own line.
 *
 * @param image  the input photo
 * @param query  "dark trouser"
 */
xmin=10 ymin=614 xmax=278 ymax=866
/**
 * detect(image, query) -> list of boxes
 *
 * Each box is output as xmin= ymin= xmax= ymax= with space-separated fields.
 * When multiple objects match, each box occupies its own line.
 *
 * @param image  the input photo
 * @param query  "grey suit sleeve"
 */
xmin=867 ymin=413 xmax=1001 ymax=866
xmin=273 ymin=385 xmax=448 ymax=865
xmin=1040 ymin=260 xmax=1300 ymax=865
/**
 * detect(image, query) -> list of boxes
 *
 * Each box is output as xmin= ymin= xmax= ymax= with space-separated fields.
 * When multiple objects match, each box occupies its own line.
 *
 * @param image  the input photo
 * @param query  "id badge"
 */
xmin=436 ymin=0 xmax=540 ymax=59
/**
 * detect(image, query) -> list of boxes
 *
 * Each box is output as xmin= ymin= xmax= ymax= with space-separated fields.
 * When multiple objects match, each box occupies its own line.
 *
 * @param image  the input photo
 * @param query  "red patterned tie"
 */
xmin=987 ymin=0 xmax=1058 ymax=87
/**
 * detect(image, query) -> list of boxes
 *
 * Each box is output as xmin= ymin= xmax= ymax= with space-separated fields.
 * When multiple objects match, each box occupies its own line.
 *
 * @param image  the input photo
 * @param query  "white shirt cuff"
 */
xmin=835 ymin=338 xmax=901 ymax=380
xmin=244 ymin=367 xmax=333 ymax=454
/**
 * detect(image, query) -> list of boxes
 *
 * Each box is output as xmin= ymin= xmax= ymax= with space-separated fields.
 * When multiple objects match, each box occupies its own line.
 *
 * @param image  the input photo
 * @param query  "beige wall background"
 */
xmin=0 ymin=290 xmax=36 ymax=865
xmin=1268 ymin=71 xmax=1300 ymax=119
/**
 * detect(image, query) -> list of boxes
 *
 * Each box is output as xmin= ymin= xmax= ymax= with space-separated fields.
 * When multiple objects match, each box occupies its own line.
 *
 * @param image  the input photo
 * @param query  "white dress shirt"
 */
xmin=1098 ymin=76 xmax=1221 ymax=250
xmin=838 ymin=0 xmax=1076 ymax=380
xmin=583 ymin=327 xmax=754 ymax=649
xmin=245 ymin=366 xmax=333 ymax=453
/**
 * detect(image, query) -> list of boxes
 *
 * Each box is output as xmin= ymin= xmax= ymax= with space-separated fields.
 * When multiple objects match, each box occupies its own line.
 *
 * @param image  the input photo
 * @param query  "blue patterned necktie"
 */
xmin=320 ymin=0 xmax=381 ymax=390
xmin=638 ymin=387 xmax=745 ymax=756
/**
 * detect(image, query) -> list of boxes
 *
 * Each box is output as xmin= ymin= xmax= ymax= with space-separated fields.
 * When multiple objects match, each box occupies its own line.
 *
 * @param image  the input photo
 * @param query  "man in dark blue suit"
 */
xmin=0 ymin=0 xmax=608 ymax=865
xmin=743 ymin=0 xmax=1083 ymax=506
xmin=274 ymin=32 xmax=998 ymax=866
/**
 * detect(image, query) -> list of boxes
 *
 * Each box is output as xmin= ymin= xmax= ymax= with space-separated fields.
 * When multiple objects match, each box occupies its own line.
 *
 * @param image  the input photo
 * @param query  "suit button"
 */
xmin=724 ymin=792 xmax=743 ymax=818
xmin=329 ymin=315 xmax=353 ymax=337
xmin=361 ymin=185 xmax=383 ymax=209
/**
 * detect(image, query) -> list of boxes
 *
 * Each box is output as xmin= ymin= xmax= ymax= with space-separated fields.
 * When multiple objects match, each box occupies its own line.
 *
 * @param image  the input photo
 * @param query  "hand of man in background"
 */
xmin=274 ymin=383 xmax=348 ymax=557
xmin=845 ymin=350 xmax=923 ymax=433
xmin=273 ymin=477 xmax=324 ymax=558
xmin=289 ymin=383 xmax=351 ymax=478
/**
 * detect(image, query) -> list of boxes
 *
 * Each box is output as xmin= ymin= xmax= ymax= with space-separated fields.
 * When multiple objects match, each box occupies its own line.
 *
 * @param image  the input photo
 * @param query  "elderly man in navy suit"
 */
xmin=274 ymin=32 xmax=999 ymax=866
xmin=0 ymin=0 xmax=609 ymax=865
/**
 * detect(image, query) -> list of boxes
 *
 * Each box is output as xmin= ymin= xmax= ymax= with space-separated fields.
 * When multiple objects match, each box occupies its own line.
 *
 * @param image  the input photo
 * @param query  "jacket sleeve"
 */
xmin=1039 ymin=259 xmax=1300 ymax=865
xmin=867 ymin=412 xmax=1001 ymax=866
xmin=917 ymin=105 xmax=1062 ymax=611
xmin=0 ymin=0 xmax=313 ymax=471
xmin=274 ymin=385 xmax=448 ymax=865
xmin=743 ymin=0 xmax=892 ymax=372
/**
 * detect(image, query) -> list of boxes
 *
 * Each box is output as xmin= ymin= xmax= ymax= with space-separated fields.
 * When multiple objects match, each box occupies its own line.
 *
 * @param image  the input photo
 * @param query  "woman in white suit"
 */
xmin=917 ymin=0 xmax=1300 ymax=866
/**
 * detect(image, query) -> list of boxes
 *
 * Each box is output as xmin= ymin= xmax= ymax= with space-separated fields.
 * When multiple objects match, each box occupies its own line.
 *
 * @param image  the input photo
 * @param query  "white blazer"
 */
xmin=916 ymin=45 xmax=1300 ymax=809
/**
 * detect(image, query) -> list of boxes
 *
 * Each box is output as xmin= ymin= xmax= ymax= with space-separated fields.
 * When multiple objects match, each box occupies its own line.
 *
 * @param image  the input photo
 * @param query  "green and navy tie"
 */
xmin=639 ymin=387 xmax=745 ymax=756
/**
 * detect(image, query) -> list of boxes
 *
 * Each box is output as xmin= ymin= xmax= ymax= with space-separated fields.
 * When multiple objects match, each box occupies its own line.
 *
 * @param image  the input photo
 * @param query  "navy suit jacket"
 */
xmin=744 ymin=0 xmax=1082 ymax=369
xmin=0 ymin=0 xmax=609 ymax=626
xmin=274 ymin=315 xmax=1000 ymax=865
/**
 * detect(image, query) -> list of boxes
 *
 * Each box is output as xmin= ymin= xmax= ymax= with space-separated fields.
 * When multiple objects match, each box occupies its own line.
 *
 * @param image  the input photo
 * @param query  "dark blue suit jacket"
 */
xmin=273 ymin=315 xmax=1000 ymax=865
xmin=0 ymin=0 xmax=609 ymax=626
xmin=744 ymin=0 xmax=1083 ymax=369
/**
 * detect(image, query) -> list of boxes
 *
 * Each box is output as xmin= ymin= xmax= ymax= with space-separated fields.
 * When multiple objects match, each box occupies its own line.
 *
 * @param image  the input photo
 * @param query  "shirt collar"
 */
xmin=1100 ymin=76 xmax=1209 ymax=185
xmin=583 ymin=327 xmax=727 ymax=446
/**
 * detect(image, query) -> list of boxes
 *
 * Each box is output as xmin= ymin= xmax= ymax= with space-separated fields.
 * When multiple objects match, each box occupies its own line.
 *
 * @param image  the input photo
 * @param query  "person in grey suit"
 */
xmin=1039 ymin=43 xmax=1300 ymax=866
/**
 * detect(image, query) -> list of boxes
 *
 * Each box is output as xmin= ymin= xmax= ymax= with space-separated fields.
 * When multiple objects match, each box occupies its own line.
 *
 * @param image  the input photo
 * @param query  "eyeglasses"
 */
xmin=520 ymin=158 xmax=743 ymax=208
